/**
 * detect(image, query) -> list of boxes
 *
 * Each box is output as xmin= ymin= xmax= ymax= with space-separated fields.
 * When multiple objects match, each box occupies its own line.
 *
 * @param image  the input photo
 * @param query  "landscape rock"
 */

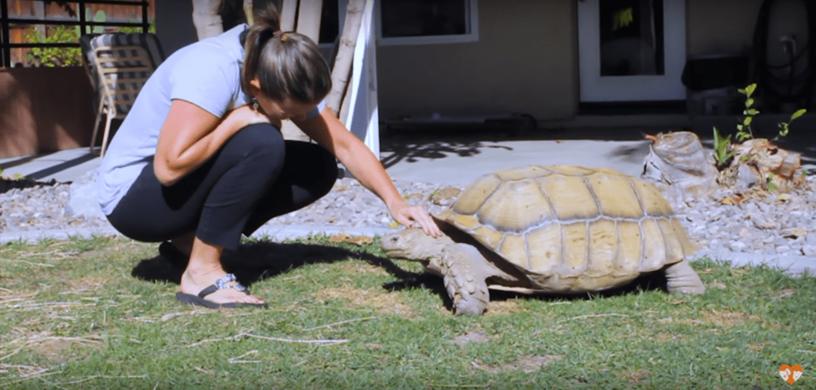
xmin=65 ymin=171 xmax=105 ymax=220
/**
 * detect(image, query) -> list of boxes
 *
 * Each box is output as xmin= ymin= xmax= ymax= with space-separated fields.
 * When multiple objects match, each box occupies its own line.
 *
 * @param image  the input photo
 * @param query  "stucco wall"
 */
xmin=0 ymin=67 xmax=94 ymax=158
xmin=376 ymin=0 xmax=577 ymax=122
xmin=151 ymin=0 xmax=812 ymax=124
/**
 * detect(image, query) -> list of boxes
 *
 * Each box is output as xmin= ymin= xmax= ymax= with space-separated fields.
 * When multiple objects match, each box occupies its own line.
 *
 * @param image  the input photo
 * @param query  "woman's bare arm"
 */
xmin=295 ymin=109 xmax=441 ymax=236
xmin=153 ymin=100 xmax=268 ymax=186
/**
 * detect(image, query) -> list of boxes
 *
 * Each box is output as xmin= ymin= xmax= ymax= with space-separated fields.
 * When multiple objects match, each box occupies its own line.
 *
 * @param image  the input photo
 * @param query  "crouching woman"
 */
xmin=96 ymin=7 xmax=440 ymax=308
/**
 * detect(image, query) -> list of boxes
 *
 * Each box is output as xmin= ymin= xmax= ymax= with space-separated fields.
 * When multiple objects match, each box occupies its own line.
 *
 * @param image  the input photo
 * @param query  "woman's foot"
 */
xmin=179 ymin=266 xmax=265 ymax=307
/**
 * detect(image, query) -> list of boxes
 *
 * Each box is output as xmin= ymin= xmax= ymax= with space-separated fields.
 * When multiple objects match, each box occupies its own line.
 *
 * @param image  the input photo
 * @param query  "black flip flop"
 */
xmin=176 ymin=273 xmax=267 ymax=309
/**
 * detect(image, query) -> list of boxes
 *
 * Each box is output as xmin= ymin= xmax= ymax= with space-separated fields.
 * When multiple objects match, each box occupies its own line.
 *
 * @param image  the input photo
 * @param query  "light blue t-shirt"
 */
xmin=97 ymin=24 xmax=319 ymax=215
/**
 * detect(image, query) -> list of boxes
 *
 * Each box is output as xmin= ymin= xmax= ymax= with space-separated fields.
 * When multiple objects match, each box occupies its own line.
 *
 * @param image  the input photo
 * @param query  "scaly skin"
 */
xmin=382 ymin=229 xmax=507 ymax=315
xmin=439 ymin=243 xmax=493 ymax=315
xmin=664 ymin=260 xmax=706 ymax=295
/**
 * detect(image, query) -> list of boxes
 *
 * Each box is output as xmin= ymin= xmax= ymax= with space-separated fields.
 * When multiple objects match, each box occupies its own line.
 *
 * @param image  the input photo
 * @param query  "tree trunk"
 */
xmin=242 ymin=0 xmax=254 ymax=25
xmin=326 ymin=0 xmax=366 ymax=115
xmin=280 ymin=0 xmax=298 ymax=31
xmin=295 ymin=0 xmax=323 ymax=42
xmin=192 ymin=0 xmax=223 ymax=40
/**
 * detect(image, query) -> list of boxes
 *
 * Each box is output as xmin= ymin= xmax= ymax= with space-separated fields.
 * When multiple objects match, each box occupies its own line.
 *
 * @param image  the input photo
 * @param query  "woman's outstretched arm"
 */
xmin=296 ymin=109 xmax=442 ymax=237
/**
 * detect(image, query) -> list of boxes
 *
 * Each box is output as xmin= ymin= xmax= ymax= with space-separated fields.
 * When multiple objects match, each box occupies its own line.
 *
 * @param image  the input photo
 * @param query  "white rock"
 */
xmin=729 ymin=241 xmax=747 ymax=251
xmin=65 ymin=172 xmax=105 ymax=220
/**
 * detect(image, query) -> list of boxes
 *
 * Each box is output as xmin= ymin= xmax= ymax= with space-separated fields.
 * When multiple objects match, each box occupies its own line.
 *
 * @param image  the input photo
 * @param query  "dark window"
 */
xmin=380 ymin=0 xmax=469 ymax=38
xmin=599 ymin=0 xmax=665 ymax=76
xmin=318 ymin=0 xmax=338 ymax=44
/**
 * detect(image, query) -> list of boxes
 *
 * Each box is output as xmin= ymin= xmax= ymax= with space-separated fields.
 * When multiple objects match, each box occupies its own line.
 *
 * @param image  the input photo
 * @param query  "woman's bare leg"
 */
xmin=179 ymin=237 xmax=265 ymax=305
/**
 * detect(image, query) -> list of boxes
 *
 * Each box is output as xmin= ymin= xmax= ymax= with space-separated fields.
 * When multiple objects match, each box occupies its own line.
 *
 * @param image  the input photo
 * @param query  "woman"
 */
xmin=97 ymin=6 xmax=441 ymax=308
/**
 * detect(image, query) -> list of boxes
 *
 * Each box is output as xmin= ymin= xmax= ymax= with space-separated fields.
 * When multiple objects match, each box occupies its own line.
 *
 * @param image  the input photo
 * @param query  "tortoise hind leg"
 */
xmin=441 ymin=244 xmax=499 ymax=315
xmin=664 ymin=260 xmax=706 ymax=295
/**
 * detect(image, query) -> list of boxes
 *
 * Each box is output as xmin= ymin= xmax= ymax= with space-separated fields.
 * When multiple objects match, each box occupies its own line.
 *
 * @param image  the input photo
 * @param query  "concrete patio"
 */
xmin=3 ymin=121 xmax=814 ymax=185
xmin=0 ymin=137 xmax=652 ymax=185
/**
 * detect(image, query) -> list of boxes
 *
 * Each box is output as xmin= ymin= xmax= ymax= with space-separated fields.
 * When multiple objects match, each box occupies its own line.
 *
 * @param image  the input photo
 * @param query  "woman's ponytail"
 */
xmin=241 ymin=3 xmax=281 ymax=95
xmin=241 ymin=3 xmax=331 ymax=105
xmin=251 ymin=3 xmax=280 ymax=32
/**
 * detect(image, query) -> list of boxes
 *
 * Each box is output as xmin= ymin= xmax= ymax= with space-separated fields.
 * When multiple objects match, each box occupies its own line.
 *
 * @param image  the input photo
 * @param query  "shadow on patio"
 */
xmin=380 ymin=114 xmax=816 ymax=177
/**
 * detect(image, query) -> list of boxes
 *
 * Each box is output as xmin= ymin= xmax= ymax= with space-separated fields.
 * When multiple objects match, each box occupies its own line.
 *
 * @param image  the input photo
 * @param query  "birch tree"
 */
xmin=243 ymin=0 xmax=254 ymax=25
xmin=326 ymin=0 xmax=365 ymax=114
xmin=191 ymin=0 xmax=223 ymax=39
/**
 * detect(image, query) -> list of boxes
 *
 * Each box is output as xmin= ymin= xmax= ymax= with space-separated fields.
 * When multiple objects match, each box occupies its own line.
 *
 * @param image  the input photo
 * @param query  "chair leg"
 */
xmin=100 ymin=112 xmax=114 ymax=157
xmin=89 ymin=100 xmax=105 ymax=154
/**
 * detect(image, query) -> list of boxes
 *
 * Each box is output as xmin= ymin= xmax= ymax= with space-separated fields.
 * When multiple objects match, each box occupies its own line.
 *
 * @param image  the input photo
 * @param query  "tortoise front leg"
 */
xmin=664 ymin=260 xmax=706 ymax=295
xmin=440 ymin=243 xmax=504 ymax=315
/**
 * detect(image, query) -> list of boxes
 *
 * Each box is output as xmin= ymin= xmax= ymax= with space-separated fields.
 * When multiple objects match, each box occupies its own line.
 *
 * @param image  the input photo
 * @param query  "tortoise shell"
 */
xmin=434 ymin=165 xmax=696 ymax=292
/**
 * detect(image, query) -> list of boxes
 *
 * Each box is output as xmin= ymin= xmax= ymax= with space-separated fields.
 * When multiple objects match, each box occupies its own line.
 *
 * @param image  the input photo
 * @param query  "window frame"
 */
xmin=374 ymin=0 xmax=479 ymax=46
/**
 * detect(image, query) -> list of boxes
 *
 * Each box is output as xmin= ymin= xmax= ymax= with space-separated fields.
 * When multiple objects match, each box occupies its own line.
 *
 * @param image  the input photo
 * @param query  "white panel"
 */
xmin=342 ymin=0 xmax=379 ymax=157
xmin=578 ymin=0 xmax=687 ymax=102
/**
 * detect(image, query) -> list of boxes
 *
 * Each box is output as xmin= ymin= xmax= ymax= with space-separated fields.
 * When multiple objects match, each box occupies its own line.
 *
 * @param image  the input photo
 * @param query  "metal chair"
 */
xmin=80 ymin=33 xmax=164 ymax=156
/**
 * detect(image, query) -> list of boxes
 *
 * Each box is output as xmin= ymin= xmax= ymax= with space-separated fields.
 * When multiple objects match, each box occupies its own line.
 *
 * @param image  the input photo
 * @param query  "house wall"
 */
xmin=377 ymin=0 xmax=814 ymax=121
xmin=149 ymin=0 xmax=815 ymax=128
xmin=376 ymin=0 xmax=578 ymax=122
xmin=0 ymin=67 xmax=94 ymax=158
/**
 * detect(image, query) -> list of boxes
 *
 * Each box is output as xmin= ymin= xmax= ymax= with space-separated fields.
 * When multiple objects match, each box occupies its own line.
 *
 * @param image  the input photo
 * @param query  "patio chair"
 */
xmin=80 ymin=33 xmax=164 ymax=156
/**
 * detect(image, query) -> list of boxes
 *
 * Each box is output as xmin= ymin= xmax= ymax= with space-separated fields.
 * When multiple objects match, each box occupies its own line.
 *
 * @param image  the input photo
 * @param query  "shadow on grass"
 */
xmin=130 ymin=240 xmax=423 ymax=287
xmin=132 ymin=240 xmax=672 ymax=312
xmin=383 ymin=268 xmax=672 ymax=312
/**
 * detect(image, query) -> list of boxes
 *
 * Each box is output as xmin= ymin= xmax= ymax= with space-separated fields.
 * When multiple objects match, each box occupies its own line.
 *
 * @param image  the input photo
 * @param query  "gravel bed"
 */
xmin=1 ymin=173 xmax=815 ymax=263
xmin=0 ymin=176 xmax=447 ymax=240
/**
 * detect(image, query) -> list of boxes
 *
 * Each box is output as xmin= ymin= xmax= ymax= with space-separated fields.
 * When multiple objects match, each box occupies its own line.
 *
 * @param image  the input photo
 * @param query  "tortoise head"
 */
xmin=381 ymin=228 xmax=449 ymax=262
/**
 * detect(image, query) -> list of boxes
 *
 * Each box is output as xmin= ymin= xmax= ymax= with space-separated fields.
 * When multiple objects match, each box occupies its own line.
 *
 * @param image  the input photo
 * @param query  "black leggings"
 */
xmin=107 ymin=123 xmax=338 ymax=250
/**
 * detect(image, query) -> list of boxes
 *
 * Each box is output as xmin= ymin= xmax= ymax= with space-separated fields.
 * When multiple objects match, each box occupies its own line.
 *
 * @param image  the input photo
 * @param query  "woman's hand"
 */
xmin=388 ymin=201 xmax=443 ymax=238
xmin=295 ymin=109 xmax=442 ymax=238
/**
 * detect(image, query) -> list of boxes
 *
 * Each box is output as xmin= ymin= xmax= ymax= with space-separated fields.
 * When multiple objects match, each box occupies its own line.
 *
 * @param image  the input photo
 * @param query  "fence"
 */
xmin=0 ymin=0 xmax=153 ymax=67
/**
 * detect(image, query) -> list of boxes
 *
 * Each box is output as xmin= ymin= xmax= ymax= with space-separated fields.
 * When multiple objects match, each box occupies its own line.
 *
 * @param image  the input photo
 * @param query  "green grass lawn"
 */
xmin=0 ymin=236 xmax=814 ymax=389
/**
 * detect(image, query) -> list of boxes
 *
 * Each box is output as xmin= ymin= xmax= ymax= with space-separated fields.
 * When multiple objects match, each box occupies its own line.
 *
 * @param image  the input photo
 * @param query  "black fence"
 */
xmin=0 ymin=0 xmax=150 ymax=67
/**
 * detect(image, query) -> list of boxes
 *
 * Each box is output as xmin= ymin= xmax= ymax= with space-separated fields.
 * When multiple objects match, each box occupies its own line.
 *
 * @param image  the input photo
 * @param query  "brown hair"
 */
xmin=241 ymin=4 xmax=332 ymax=104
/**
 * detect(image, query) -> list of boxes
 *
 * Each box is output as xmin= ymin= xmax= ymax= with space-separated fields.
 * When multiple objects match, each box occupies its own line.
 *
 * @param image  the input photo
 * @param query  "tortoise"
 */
xmin=382 ymin=165 xmax=705 ymax=315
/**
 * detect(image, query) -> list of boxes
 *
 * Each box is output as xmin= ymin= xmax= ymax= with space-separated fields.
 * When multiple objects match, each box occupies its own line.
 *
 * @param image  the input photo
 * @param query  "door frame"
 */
xmin=577 ymin=0 xmax=687 ymax=102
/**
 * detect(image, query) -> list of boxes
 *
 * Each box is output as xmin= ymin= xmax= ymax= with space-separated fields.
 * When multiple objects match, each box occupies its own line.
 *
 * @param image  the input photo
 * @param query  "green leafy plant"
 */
xmin=0 ymin=170 xmax=26 ymax=181
xmin=91 ymin=10 xmax=108 ymax=34
xmin=712 ymin=126 xmax=735 ymax=170
xmin=713 ymin=83 xmax=808 ymax=171
xmin=25 ymin=25 xmax=82 ymax=67
xmin=90 ymin=9 xmax=156 ymax=34
xmin=736 ymin=84 xmax=759 ymax=142
xmin=766 ymin=174 xmax=779 ymax=193
xmin=776 ymin=108 xmax=808 ymax=139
